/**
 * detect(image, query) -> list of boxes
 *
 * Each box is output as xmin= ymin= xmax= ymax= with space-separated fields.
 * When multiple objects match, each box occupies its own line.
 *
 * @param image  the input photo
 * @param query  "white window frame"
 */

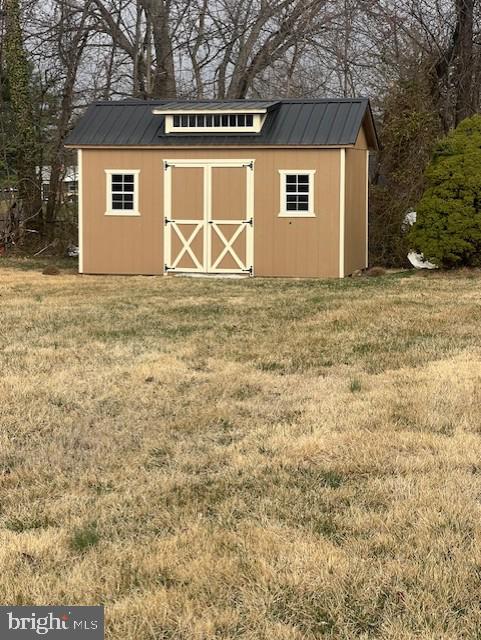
xmin=105 ymin=169 xmax=140 ymax=216
xmin=278 ymin=170 xmax=316 ymax=218
xmin=160 ymin=111 xmax=266 ymax=134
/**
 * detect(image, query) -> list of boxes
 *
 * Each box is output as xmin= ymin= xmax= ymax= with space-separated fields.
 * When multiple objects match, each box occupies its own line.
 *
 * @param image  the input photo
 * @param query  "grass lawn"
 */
xmin=2 ymin=259 xmax=481 ymax=639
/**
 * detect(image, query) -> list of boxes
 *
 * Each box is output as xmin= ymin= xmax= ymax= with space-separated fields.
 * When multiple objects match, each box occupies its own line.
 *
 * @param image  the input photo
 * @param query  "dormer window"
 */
xmin=162 ymin=112 xmax=264 ymax=134
xmin=171 ymin=113 xmax=255 ymax=129
xmin=152 ymin=103 xmax=279 ymax=135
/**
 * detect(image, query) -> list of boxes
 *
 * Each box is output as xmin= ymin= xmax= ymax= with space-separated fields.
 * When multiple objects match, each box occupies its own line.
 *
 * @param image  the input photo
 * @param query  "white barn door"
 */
xmin=164 ymin=160 xmax=254 ymax=275
xmin=163 ymin=165 xmax=206 ymax=272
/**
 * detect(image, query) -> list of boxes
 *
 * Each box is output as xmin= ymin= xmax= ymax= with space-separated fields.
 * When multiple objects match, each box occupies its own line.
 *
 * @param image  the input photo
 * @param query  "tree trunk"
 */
xmin=454 ymin=0 xmax=474 ymax=125
xmin=140 ymin=0 xmax=176 ymax=98
xmin=45 ymin=0 xmax=91 ymax=239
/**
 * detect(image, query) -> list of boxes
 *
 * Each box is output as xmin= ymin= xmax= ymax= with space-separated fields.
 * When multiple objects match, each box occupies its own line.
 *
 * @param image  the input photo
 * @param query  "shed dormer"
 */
xmin=152 ymin=100 xmax=280 ymax=134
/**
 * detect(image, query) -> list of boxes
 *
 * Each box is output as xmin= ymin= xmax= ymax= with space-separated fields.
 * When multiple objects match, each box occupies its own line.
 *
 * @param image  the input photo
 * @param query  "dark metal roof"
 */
xmin=151 ymin=100 xmax=280 ymax=112
xmin=66 ymin=98 xmax=378 ymax=149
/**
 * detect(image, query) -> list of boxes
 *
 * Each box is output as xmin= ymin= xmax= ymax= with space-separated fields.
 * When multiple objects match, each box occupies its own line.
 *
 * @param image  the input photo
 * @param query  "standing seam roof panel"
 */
xmin=285 ymin=104 xmax=309 ymax=144
xmin=298 ymin=103 xmax=318 ymax=145
xmin=94 ymin=105 xmax=126 ymax=145
xmin=263 ymin=105 xmax=290 ymax=143
xmin=340 ymin=104 xmax=359 ymax=145
xmin=65 ymin=99 xmax=377 ymax=147
xmin=339 ymin=102 xmax=362 ymax=144
xmin=317 ymin=103 xmax=340 ymax=145
xmin=326 ymin=102 xmax=346 ymax=145
xmin=305 ymin=103 xmax=328 ymax=144
xmin=126 ymin=107 xmax=157 ymax=145
xmin=334 ymin=103 xmax=356 ymax=145
xmin=109 ymin=106 xmax=141 ymax=145
xmin=310 ymin=104 xmax=330 ymax=142
xmin=131 ymin=109 xmax=158 ymax=144
xmin=120 ymin=106 xmax=144 ymax=145
xmin=81 ymin=105 xmax=114 ymax=145
xmin=68 ymin=104 xmax=95 ymax=143
xmin=345 ymin=100 xmax=369 ymax=145
xmin=154 ymin=100 xmax=280 ymax=111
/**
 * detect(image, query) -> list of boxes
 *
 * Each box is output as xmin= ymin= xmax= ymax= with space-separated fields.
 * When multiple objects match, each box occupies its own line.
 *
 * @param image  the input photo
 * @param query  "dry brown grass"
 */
xmin=1 ymin=261 xmax=481 ymax=638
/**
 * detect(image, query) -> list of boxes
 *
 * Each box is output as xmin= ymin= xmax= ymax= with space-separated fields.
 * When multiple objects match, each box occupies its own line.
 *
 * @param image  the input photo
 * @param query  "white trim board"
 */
xmin=365 ymin=149 xmax=369 ymax=268
xmin=164 ymin=159 xmax=255 ymax=168
xmin=163 ymin=113 xmax=266 ymax=134
xmin=78 ymin=149 xmax=83 ymax=273
xmin=339 ymin=149 xmax=346 ymax=278
xmin=153 ymin=108 xmax=268 ymax=115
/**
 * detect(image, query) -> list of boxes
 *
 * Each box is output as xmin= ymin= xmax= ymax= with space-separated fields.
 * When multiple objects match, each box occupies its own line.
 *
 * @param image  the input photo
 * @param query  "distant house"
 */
xmin=40 ymin=166 xmax=78 ymax=202
xmin=65 ymin=98 xmax=378 ymax=277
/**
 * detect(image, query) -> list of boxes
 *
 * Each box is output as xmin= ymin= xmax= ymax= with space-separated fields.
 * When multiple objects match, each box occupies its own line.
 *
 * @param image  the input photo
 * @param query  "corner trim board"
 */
xmin=339 ymin=149 xmax=346 ymax=278
xmin=78 ymin=149 xmax=83 ymax=273
xmin=365 ymin=149 xmax=369 ymax=268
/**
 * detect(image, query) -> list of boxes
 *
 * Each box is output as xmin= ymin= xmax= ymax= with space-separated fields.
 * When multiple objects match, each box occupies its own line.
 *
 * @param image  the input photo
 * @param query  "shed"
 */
xmin=65 ymin=98 xmax=378 ymax=277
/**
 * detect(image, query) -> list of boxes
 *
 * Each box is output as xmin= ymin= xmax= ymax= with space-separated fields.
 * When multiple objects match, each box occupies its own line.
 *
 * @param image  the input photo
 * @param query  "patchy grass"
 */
xmin=70 ymin=523 xmax=100 ymax=553
xmin=1 ymin=261 xmax=481 ymax=638
xmin=350 ymin=377 xmax=362 ymax=393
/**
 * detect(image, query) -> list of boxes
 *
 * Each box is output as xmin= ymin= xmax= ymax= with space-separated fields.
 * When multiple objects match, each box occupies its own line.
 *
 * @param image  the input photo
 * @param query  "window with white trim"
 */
xmin=105 ymin=170 xmax=140 ymax=215
xmin=278 ymin=170 xmax=316 ymax=217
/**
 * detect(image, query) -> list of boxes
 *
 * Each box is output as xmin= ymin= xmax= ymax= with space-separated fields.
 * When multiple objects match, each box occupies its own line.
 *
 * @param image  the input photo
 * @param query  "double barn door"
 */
xmin=164 ymin=160 xmax=254 ymax=274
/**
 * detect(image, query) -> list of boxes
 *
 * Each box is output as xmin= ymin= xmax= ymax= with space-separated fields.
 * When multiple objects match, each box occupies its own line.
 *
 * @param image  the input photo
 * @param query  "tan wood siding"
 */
xmin=82 ymin=149 xmax=163 ymax=274
xmin=171 ymin=167 xmax=204 ymax=220
xmin=355 ymin=125 xmax=369 ymax=150
xmin=344 ymin=147 xmax=368 ymax=275
xmin=211 ymin=167 xmax=246 ymax=221
xmin=81 ymin=147 xmax=341 ymax=277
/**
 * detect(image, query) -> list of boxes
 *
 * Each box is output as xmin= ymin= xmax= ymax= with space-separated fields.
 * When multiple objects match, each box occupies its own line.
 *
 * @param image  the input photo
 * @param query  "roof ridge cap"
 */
xmin=92 ymin=97 xmax=369 ymax=107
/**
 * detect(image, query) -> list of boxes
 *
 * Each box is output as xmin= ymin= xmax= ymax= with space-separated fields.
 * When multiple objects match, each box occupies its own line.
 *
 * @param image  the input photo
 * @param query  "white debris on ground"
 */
xmin=404 ymin=211 xmax=417 ymax=227
xmin=403 ymin=210 xmax=438 ymax=270
xmin=407 ymin=251 xmax=437 ymax=269
xmin=67 ymin=245 xmax=79 ymax=257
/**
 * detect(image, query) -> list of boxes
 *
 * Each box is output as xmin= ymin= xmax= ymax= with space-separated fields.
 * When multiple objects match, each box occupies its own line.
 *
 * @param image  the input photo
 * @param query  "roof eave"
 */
xmin=64 ymin=142 xmax=359 ymax=150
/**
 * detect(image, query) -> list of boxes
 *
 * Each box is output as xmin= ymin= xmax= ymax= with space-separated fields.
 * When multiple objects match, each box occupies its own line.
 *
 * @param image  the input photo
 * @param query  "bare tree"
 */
xmin=44 ymin=0 xmax=93 ymax=236
xmin=89 ymin=0 xmax=182 ymax=98
xmin=454 ymin=0 xmax=475 ymax=124
xmin=212 ymin=0 xmax=341 ymax=98
xmin=139 ymin=0 xmax=177 ymax=97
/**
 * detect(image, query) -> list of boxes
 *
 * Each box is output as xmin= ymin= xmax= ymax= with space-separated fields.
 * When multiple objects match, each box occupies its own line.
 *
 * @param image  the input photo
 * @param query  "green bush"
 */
xmin=409 ymin=115 xmax=481 ymax=267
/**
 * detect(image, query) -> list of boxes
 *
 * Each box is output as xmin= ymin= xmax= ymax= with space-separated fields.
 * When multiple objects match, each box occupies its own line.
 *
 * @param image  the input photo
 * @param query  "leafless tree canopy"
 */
xmin=10 ymin=1 xmax=478 ymax=110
